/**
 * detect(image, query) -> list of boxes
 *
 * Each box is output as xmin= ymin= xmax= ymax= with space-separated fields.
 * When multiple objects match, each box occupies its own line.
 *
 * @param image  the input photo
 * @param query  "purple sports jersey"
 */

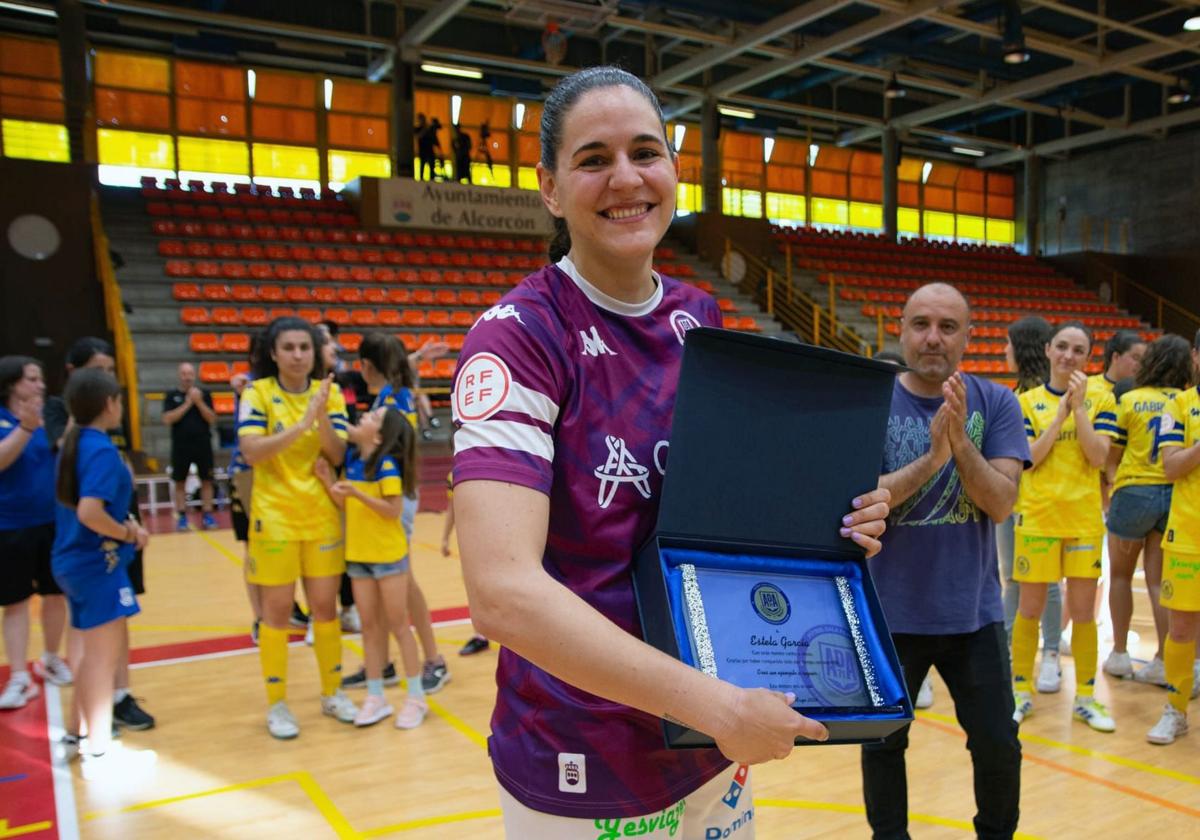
xmin=452 ymin=257 xmax=729 ymax=818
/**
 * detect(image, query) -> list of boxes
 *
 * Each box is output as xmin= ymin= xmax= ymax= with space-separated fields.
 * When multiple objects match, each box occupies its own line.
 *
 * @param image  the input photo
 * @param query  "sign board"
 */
xmin=376 ymin=178 xmax=554 ymax=236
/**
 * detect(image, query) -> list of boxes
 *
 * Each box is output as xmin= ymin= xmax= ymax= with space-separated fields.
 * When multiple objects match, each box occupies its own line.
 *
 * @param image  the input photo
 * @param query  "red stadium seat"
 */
xmin=242 ymin=308 xmax=269 ymax=326
xmin=172 ymin=283 xmax=202 ymax=300
xmin=189 ymin=333 xmax=220 ymax=353
xmin=181 ymin=307 xmax=210 ymax=325
xmin=202 ymin=283 xmax=230 ymax=301
xmin=220 ymin=333 xmax=251 ymax=353
xmin=211 ymin=307 xmax=240 ymax=325
xmin=199 ymin=362 xmax=230 ymax=383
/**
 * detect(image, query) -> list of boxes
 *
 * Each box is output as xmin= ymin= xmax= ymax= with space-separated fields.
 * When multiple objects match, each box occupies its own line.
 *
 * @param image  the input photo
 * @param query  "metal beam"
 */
xmin=651 ymin=0 xmax=853 ymax=89
xmin=1031 ymin=0 xmax=1200 ymax=56
xmin=368 ymin=0 xmax=474 ymax=82
xmin=980 ymin=106 xmax=1200 ymax=167
xmin=663 ymin=0 xmax=947 ymax=120
xmin=839 ymin=31 xmax=1200 ymax=146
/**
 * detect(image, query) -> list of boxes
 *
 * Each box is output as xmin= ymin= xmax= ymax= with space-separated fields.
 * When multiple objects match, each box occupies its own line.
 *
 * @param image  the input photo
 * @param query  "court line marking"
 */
xmin=357 ymin=808 xmax=502 ymax=838
xmin=917 ymin=714 xmax=1200 ymax=819
xmin=0 ymin=819 xmax=55 ymax=839
xmin=755 ymin=798 xmax=1043 ymax=839
xmin=44 ymin=682 xmax=79 ymax=840
xmin=918 ymin=709 xmax=1200 ymax=787
xmin=195 ymin=529 xmax=244 ymax=568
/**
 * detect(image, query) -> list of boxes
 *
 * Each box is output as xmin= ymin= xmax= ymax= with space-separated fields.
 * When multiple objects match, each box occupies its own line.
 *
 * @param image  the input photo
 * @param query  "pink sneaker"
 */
xmin=353 ymin=694 xmax=394 ymax=728
xmin=395 ymin=696 xmax=428 ymax=729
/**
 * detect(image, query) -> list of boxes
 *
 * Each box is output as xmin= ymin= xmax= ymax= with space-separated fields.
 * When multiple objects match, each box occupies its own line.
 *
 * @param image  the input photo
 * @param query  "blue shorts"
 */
xmin=55 ymin=567 xmax=140 ymax=630
xmin=346 ymin=558 xmax=409 ymax=580
xmin=1108 ymin=484 xmax=1172 ymax=540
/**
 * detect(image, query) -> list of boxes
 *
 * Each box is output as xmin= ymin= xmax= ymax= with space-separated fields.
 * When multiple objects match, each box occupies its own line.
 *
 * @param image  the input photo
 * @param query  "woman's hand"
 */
xmin=329 ymin=480 xmax=353 ymax=503
xmin=711 ymin=684 xmax=828 ymax=765
xmin=133 ymin=524 xmax=150 ymax=550
xmin=839 ymin=487 xmax=891 ymax=558
xmin=15 ymin=395 xmax=43 ymax=430
xmin=1066 ymin=370 xmax=1088 ymax=413
xmin=303 ymin=374 xmax=333 ymax=427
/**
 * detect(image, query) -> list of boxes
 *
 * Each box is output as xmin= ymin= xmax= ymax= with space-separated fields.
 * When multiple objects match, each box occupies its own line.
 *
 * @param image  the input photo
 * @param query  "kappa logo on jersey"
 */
xmin=721 ymin=764 xmax=750 ymax=810
xmin=477 ymin=304 xmax=524 ymax=327
xmin=594 ymin=435 xmax=651 ymax=508
xmin=670 ymin=309 xmax=702 ymax=345
xmin=453 ymin=353 xmax=512 ymax=422
xmin=580 ymin=325 xmax=617 ymax=357
xmin=557 ymin=752 xmax=586 ymax=794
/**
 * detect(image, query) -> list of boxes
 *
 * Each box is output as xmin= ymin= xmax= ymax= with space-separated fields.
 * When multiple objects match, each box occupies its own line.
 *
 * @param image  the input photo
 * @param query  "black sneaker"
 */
xmin=421 ymin=659 xmax=451 ymax=693
xmin=341 ymin=662 xmax=399 ymax=689
xmin=458 ymin=635 xmax=490 ymax=656
xmin=289 ymin=602 xmax=309 ymax=628
xmin=113 ymin=695 xmax=156 ymax=731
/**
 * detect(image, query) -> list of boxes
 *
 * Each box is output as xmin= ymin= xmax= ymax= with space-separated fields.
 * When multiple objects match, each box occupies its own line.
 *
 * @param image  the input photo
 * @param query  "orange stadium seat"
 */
xmin=189 ymin=333 xmax=220 ymax=353
xmin=341 ymin=333 xmax=363 ymax=352
xmin=242 ymin=308 xmax=268 ymax=326
xmin=202 ymin=283 xmax=230 ymax=301
xmin=212 ymin=393 xmax=236 ymax=415
xmin=212 ymin=307 xmax=240 ymax=325
xmin=323 ymin=308 xmax=351 ymax=325
xmin=386 ymin=289 xmax=411 ymax=305
xmin=378 ymin=310 xmax=403 ymax=327
xmin=220 ymin=333 xmax=251 ymax=353
xmin=350 ymin=310 xmax=377 ymax=327
xmin=428 ymin=311 xmax=451 ymax=328
xmin=230 ymin=285 xmax=258 ymax=302
xmin=450 ymin=311 xmax=475 ymax=328
xmin=401 ymin=310 xmax=427 ymax=327
xmin=173 ymin=283 xmax=202 ymax=300
xmin=199 ymin=362 xmax=230 ymax=383
xmin=296 ymin=307 xmax=322 ymax=323
xmin=181 ymin=307 xmax=210 ymax=325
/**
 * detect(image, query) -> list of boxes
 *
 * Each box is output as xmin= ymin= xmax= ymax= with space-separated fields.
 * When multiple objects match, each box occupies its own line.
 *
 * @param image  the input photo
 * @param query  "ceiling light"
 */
xmin=884 ymin=73 xmax=906 ymax=100
xmin=763 ymin=137 xmax=775 ymax=164
xmin=323 ymin=78 xmax=333 ymax=110
xmin=808 ymin=143 xmax=819 ymax=167
xmin=513 ymin=102 xmax=526 ymax=130
xmin=451 ymin=94 xmax=462 ymax=125
xmin=246 ymin=69 xmax=256 ymax=100
xmin=420 ymin=62 xmax=483 ymax=80
xmin=717 ymin=105 xmax=756 ymax=120
xmin=673 ymin=124 xmax=686 ymax=152
xmin=1002 ymin=0 xmax=1030 ymax=64
xmin=921 ymin=161 xmax=933 ymax=184
xmin=1167 ymin=81 xmax=1192 ymax=105
xmin=0 ymin=2 xmax=56 ymax=18
xmin=951 ymin=146 xmax=986 ymax=157
xmin=1185 ymin=16 xmax=1200 ymax=32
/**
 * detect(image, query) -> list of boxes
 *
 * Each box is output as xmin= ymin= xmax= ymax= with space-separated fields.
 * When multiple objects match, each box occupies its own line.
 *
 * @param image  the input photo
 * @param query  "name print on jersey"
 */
xmin=580 ymin=325 xmax=617 ymax=357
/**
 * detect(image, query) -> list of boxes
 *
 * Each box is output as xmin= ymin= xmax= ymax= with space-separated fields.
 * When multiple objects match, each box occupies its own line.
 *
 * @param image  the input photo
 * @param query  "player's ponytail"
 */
xmin=364 ymin=407 xmax=418 ymax=500
xmin=56 ymin=368 xmax=122 ymax=506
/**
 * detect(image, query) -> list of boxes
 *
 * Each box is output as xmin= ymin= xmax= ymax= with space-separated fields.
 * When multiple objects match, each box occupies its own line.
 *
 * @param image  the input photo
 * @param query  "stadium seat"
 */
xmin=189 ymin=333 xmax=220 ymax=353
xmin=428 ymin=311 xmax=451 ymax=328
xmin=340 ymin=333 xmax=363 ymax=352
xmin=337 ymin=287 xmax=363 ymax=304
xmin=172 ymin=283 xmax=202 ymax=300
xmin=242 ymin=308 xmax=268 ymax=326
xmin=212 ymin=307 xmax=240 ymax=325
xmin=202 ymin=283 xmax=230 ymax=301
xmin=181 ymin=307 xmax=210 ymax=325
xmin=199 ymin=362 xmax=230 ymax=383
xmin=386 ymin=289 xmax=411 ymax=305
xmin=401 ymin=310 xmax=427 ymax=327
xmin=413 ymin=289 xmax=435 ymax=305
xmin=378 ymin=310 xmax=403 ymax=326
xmin=350 ymin=310 xmax=377 ymax=326
xmin=323 ymin=308 xmax=351 ymax=326
xmin=158 ymin=240 xmax=186 ymax=257
xmin=220 ymin=333 xmax=251 ymax=353
xmin=230 ymin=284 xmax=258 ymax=301
xmin=434 ymin=359 xmax=457 ymax=379
xmin=296 ymin=307 xmax=322 ymax=323
xmin=363 ymin=288 xmax=386 ymax=304
xmin=435 ymin=290 xmax=457 ymax=306
xmin=312 ymin=287 xmax=337 ymax=303
xmin=450 ymin=311 xmax=475 ymax=328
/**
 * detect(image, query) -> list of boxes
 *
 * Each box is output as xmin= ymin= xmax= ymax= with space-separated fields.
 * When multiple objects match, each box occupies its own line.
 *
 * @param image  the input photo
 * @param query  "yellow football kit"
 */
xmin=344 ymin=451 xmax=407 ymax=563
xmin=1110 ymin=386 xmax=1179 ymax=490
xmin=1159 ymin=387 xmax=1200 ymax=611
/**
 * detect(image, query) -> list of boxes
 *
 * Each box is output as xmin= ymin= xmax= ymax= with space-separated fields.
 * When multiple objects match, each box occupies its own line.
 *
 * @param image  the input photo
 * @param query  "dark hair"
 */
xmin=252 ymin=317 xmax=326 ymax=381
xmin=1134 ymin=334 xmax=1193 ymax=390
xmin=1104 ymin=329 xmax=1144 ymax=372
xmin=1008 ymin=316 xmax=1053 ymax=392
xmin=364 ymin=407 xmax=418 ymax=500
xmin=1050 ymin=320 xmax=1093 ymax=349
xmin=541 ymin=66 xmax=672 ymax=262
xmin=55 ymin=369 xmax=122 ymax=506
xmin=359 ymin=333 xmax=413 ymax=390
xmin=318 ymin=319 xmax=340 ymax=338
xmin=0 ymin=355 xmax=40 ymax=406
xmin=65 ymin=336 xmax=114 ymax=370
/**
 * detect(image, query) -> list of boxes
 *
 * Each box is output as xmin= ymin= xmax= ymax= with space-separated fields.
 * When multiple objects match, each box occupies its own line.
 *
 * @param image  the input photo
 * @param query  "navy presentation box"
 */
xmin=632 ymin=328 xmax=913 ymax=748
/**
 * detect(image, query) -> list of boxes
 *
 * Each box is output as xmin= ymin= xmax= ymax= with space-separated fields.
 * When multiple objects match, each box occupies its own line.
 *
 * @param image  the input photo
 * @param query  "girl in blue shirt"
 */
xmin=0 ymin=356 xmax=71 ymax=710
xmin=52 ymin=369 xmax=150 ymax=769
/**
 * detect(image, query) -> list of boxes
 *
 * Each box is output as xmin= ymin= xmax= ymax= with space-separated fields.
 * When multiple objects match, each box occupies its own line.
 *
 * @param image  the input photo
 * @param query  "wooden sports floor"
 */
xmin=2 ymin=510 xmax=1197 ymax=839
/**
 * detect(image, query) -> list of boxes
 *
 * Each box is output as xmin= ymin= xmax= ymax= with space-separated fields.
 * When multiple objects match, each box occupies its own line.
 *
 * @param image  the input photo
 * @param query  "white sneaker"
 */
xmin=1133 ymin=657 xmax=1168 ymax=687
xmin=267 ymin=701 xmax=300 ymax=739
xmin=1036 ymin=650 xmax=1062 ymax=693
xmin=80 ymin=742 xmax=158 ymax=781
xmin=1013 ymin=690 xmax=1033 ymax=725
xmin=1146 ymin=704 xmax=1188 ymax=746
xmin=33 ymin=652 xmax=73 ymax=686
xmin=320 ymin=690 xmax=357 ymax=724
xmin=340 ymin=605 xmax=361 ymax=634
xmin=0 ymin=672 xmax=39 ymax=710
xmin=914 ymin=675 xmax=934 ymax=709
xmin=1059 ymin=629 xmax=1072 ymax=657
xmin=305 ymin=622 xmax=314 ymax=646
xmin=1073 ymin=696 xmax=1116 ymax=732
xmin=1103 ymin=650 xmax=1133 ymax=678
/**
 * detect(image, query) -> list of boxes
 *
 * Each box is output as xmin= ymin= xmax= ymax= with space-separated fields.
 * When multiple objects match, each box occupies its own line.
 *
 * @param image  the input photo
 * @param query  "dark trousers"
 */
xmin=861 ymin=622 xmax=1021 ymax=840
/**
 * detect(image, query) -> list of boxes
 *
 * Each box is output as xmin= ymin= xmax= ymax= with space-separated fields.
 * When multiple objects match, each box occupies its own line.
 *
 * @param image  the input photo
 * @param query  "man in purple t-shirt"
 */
xmin=865 ymin=283 xmax=1029 ymax=840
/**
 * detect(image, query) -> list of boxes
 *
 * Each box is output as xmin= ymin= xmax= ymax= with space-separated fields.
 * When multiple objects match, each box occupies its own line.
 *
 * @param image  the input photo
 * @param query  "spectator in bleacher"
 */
xmin=999 ymin=316 xmax=1063 ymax=694
xmin=162 ymin=362 xmax=217 ymax=532
xmin=479 ymin=121 xmax=494 ymax=175
xmin=417 ymin=117 xmax=443 ymax=182
xmin=237 ymin=317 xmax=358 ymax=738
xmin=44 ymin=337 xmax=155 ymax=732
xmin=1104 ymin=335 xmax=1193 ymax=686
xmin=451 ymin=124 xmax=473 ymax=184
xmin=868 ymin=283 xmax=1027 ymax=839
xmin=0 ymin=355 xmax=72 ymax=711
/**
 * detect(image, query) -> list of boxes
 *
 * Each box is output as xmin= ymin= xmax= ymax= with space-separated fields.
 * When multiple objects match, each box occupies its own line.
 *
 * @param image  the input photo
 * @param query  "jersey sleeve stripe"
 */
xmin=456 ymin=419 xmax=554 ymax=462
xmin=500 ymin=381 xmax=560 ymax=426
xmin=1096 ymin=412 xmax=1117 ymax=422
xmin=1093 ymin=422 xmax=1120 ymax=433
xmin=237 ymin=419 xmax=268 ymax=430
xmin=1159 ymin=432 xmax=1185 ymax=445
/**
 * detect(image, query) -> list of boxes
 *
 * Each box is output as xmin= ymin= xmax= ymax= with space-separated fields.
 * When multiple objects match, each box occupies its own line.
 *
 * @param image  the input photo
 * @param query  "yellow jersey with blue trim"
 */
xmin=1016 ymin=383 xmax=1116 ymax=538
xmin=1088 ymin=373 xmax=1118 ymax=399
xmin=343 ymin=449 xmax=407 ymax=563
xmin=237 ymin=376 xmax=348 ymax=541
xmin=1111 ymin=386 xmax=1179 ymax=490
xmin=1160 ymin=386 xmax=1200 ymax=554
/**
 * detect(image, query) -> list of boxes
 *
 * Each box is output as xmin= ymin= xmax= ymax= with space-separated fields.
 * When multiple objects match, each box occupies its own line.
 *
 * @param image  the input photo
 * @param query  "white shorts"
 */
xmin=498 ymin=761 xmax=753 ymax=839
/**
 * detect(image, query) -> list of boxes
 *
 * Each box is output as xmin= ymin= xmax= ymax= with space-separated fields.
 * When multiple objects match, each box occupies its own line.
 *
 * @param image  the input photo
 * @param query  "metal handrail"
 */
xmin=1108 ymin=269 xmax=1200 ymax=336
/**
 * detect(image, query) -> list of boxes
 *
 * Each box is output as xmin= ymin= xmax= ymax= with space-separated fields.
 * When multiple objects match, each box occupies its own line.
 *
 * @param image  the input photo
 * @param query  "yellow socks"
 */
xmin=1012 ymin=613 xmax=1040 ymax=692
xmin=259 ymin=624 xmax=288 ymax=704
xmin=1164 ymin=637 xmax=1195 ymax=714
xmin=1073 ymin=620 xmax=1098 ymax=697
xmin=312 ymin=619 xmax=343 ymax=696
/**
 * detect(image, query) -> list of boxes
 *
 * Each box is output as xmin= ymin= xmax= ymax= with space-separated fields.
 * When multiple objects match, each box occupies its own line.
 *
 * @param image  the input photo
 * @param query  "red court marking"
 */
xmin=917 ymin=716 xmax=1200 ymax=819
xmin=0 ymin=683 xmax=58 ymax=838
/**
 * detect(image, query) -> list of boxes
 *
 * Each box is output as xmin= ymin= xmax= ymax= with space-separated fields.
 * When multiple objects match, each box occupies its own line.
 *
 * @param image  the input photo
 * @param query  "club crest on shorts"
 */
xmin=750 ymin=583 xmax=790 ymax=625
xmin=1161 ymin=579 xmax=1174 ymax=601
xmin=1016 ymin=555 xmax=1031 ymax=576
xmin=557 ymin=752 xmax=586 ymax=794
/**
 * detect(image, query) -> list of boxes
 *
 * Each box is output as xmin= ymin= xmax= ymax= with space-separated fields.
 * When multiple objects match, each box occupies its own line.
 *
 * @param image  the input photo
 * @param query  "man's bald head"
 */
xmin=899 ymin=283 xmax=971 ymax=387
xmin=178 ymin=362 xmax=196 ymax=389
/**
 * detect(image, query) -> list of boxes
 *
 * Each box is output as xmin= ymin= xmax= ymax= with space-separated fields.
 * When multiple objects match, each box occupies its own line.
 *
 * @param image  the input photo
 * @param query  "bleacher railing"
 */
xmin=724 ymin=238 xmax=872 ymax=356
xmin=1109 ymin=269 xmax=1200 ymax=341
xmin=91 ymin=195 xmax=143 ymax=453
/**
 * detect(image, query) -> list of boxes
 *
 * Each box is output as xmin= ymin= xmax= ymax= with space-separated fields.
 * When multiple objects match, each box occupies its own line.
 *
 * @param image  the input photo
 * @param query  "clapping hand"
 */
xmin=14 ymin=394 xmax=43 ymax=430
